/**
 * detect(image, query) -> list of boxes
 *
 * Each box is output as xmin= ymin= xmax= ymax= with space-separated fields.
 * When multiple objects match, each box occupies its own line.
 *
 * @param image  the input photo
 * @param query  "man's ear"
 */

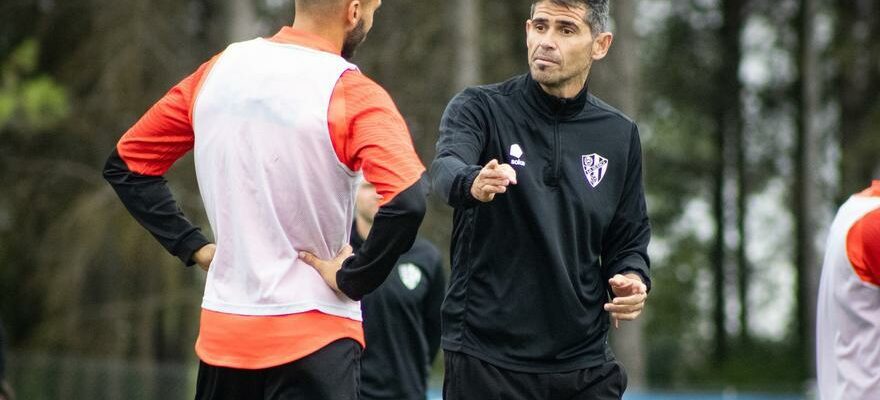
xmin=345 ymin=0 xmax=362 ymax=28
xmin=591 ymin=32 xmax=613 ymax=60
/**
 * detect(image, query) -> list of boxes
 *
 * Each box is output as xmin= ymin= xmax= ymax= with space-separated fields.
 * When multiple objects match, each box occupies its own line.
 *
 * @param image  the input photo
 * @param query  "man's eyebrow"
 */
xmin=532 ymin=17 xmax=582 ymax=29
xmin=557 ymin=20 xmax=581 ymax=29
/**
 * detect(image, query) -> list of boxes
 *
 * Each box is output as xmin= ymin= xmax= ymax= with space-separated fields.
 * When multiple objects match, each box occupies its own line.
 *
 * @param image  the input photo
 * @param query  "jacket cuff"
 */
xmin=619 ymin=268 xmax=651 ymax=292
xmin=173 ymin=230 xmax=211 ymax=267
xmin=456 ymin=167 xmax=482 ymax=208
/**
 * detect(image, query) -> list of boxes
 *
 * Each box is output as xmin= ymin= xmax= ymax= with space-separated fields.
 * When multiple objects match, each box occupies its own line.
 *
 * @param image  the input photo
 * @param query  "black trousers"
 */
xmin=195 ymin=339 xmax=361 ymax=400
xmin=443 ymin=351 xmax=628 ymax=400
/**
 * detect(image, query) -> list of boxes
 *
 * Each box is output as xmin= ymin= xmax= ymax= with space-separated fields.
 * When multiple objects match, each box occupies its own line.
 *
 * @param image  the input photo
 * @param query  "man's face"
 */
xmin=355 ymin=181 xmax=381 ymax=224
xmin=526 ymin=1 xmax=605 ymax=94
xmin=341 ymin=0 xmax=381 ymax=60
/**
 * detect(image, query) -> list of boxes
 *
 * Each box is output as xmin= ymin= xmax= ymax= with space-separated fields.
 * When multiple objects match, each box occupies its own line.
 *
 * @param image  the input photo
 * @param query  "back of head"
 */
xmin=295 ymin=0 xmax=346 ymax=16
xmin=531 ymin=0 xmax=610 ymax=34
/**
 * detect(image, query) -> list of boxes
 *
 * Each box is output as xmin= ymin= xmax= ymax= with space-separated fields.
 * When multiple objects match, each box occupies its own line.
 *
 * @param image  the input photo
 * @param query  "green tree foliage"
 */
xmin=0 ymin=0 xmax=219 ymax=369
xmin=833 ymin=0 xmax=880 ymax=198
xmin=0 ymin=39 xmax=69 ymax=133
xmin=637 ymin=0 xmax=808 ymax=390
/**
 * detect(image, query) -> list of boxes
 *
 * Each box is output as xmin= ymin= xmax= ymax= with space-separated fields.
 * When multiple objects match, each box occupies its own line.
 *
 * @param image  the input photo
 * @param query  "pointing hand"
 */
xmin=471 ymin=159 xmax=518 ymax=202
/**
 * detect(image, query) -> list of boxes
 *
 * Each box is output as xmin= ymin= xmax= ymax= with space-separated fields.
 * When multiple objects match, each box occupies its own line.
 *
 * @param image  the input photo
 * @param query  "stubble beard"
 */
xmin=341 ymin=19 xmax=367 ymax=60
xmin=530 ymin=51 xmax=594 ymax=96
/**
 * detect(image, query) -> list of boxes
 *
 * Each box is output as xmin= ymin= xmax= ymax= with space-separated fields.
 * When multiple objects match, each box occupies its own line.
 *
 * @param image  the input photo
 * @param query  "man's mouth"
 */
xmin=533 ymin=55 xmax=560 ymax=66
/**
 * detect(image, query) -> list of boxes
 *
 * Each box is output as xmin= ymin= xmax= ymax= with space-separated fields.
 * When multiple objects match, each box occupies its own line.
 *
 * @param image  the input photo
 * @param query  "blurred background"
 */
xmin=1 ymin=0 xmax=878 ymax=399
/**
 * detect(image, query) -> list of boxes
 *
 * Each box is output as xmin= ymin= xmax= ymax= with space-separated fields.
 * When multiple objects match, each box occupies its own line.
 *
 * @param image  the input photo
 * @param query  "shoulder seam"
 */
xmin=586 ymin=95 xmax=635 ymax=125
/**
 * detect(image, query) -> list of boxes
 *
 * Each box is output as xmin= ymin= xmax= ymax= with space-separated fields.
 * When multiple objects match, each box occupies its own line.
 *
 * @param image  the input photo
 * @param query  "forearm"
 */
xmin=430 ymin=156 xmax=481 ymax=208
xmin=432 ymin=90 xmax=487 ymax=208
xmin=336 ymin=174 xmax=429 ymax=300
xmin=103 ymin=149 xmax=210 ymax=266
xmin=603 ymin=124 xmax=651 ymax=289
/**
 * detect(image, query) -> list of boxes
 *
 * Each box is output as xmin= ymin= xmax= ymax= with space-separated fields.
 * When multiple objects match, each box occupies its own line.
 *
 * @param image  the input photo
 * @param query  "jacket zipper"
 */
xmin=553 ymin=121 xmax=561 ymax=182
xmin=553 ymin=101 xmax=564 ymax=184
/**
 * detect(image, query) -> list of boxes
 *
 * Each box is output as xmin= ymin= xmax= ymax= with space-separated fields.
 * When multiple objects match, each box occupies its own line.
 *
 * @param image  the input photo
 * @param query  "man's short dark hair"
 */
xmin=530 ymin=0 xmax=610 ymax=34
xmin=295 ymin=0 xmax=345 ymax=13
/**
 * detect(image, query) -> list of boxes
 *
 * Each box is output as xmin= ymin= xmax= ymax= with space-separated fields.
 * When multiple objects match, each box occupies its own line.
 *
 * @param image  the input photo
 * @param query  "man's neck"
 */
xmin=291 ymin=18 xmax=344 ymax=53
xmin=539 ymin=71 xmax=589 ymax=99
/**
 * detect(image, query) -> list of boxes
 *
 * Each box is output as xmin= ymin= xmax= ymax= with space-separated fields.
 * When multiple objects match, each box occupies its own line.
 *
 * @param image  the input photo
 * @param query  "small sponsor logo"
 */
xmin=398 ymin=263 xmax=422 ymax=290
xmin=510 ymin=144 xmax=523 ymax=159
xmin=582 ymin=153 xmax=608 ymax=188
xmin=509 ymin=144 xmax=526 ymax=166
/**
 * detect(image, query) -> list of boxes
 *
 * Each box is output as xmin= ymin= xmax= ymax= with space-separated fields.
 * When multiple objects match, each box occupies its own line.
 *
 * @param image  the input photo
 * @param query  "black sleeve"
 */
xmin=430 ymin=90 xmax=488 ymax=209
xmin=336 ymin=174 xmax=429 ymax=301
xmin=601 ymin=124 xmax=652 ymax=291
xmin=103 ymin=149 xmax=210 ymax=266
xmin=422 ymin=245 xmax=446 ymax=364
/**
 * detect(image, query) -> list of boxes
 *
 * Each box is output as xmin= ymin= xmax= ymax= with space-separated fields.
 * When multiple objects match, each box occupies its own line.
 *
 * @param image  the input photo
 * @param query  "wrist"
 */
xmin=193 ymin=243 xmax=216 ymax=266
xmin=465 ymin=168 xmax=481 ymax=200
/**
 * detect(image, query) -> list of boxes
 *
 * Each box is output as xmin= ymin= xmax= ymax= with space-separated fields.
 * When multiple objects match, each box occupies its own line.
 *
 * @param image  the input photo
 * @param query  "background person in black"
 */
xmin=431 ymin=0 xmax=650 ymax=399
xmin=351 ymin=179 xmax=445 ymax=400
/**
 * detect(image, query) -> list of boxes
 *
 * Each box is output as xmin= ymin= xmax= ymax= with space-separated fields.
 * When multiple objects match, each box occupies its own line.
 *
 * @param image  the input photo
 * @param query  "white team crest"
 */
xmin=582 ymin=154 xmax=608 ymax=188
xmin=398 ymin=263 xmax=423 ymax=290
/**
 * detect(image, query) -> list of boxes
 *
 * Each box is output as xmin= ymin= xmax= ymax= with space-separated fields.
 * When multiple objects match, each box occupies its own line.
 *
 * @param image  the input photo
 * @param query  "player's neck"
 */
xmin=290 ymin=19 xmax=344 ymax=54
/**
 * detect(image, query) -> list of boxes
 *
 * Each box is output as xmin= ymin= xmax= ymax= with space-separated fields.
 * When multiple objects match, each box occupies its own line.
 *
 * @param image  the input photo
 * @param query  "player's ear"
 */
xmin=591 ymin=32 xmax=613 ymax=60
xmin=345 ymin=0 xmax=362 ymax=29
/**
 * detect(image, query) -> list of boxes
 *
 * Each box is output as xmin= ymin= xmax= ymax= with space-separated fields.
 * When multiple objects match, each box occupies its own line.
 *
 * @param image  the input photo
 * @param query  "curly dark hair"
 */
xmin=530 ymin=0 xmax=610 ymax=33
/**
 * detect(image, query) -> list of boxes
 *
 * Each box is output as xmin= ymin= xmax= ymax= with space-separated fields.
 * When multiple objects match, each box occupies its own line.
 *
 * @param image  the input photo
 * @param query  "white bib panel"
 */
xmin=192 ymin=39 xmax=361 ymax=319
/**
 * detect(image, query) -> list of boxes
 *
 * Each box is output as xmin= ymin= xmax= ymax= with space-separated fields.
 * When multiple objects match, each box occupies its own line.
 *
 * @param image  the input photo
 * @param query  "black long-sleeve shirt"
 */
xmin=431 ymin=73 xmax=651 ymax=373
xmin=352 ymin=227 xmax=445 ymax=400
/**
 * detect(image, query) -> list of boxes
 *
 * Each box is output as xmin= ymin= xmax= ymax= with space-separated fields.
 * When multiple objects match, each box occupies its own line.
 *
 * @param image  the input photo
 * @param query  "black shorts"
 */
xmin=443 ymin=351 xmax=628 ymax=400
xmin=195 ymin=338 xmax=361 ymax=400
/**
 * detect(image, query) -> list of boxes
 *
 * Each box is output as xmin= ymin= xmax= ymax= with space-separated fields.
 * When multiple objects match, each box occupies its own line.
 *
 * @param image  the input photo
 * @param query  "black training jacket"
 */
xmin=431 ymin=73 xmax=651 ymax=373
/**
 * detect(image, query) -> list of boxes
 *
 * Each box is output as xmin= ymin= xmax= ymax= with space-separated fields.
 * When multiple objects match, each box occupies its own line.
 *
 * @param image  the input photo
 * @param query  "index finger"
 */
xmin=496 ymin=164 xmax=518 ymax=184
xmin=480 ymin=169 xmax=514 ymax=180
xmin=609 ymin=275 xmax=633 ymax=289
xmin=612 ymin=292 xmax=647 ymax=306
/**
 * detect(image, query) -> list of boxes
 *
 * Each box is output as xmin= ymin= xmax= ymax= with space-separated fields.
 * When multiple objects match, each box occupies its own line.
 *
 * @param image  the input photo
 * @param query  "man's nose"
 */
xmin=539 ymin=39 xmax=557 ymax=50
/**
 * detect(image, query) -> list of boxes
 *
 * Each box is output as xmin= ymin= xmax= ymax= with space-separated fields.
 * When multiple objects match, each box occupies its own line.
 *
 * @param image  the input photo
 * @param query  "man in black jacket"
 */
xmin=351 ymin=180 xmax=445 ymax=400
xmin=431 ymin=0 xmax=650 ymax=399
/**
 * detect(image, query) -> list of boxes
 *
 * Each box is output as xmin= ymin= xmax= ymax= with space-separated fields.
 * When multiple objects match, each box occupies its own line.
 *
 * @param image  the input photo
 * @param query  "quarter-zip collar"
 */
xmin=523 ymin=73 xmax=589 ymax=120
